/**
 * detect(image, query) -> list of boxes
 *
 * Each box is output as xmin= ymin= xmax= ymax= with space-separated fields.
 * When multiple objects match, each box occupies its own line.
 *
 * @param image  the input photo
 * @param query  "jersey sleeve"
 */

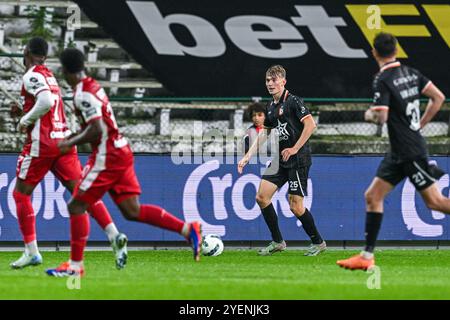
xmin=22 ymin=71 xmax=50 ymax=97
xmin=75 ymin=91 xmax=103 ymax=123
xmin=293 ymin=97 xmax=311 ymax=122
xmin=263 ymin=105 xmax=275 ymax=128
xmin=243 ymin=130 xmax=250 ymax=154
xmin=371 ymin=77 xmax=390 ymax=111
xmin=417 ymin=70 xmax=432 ymax=94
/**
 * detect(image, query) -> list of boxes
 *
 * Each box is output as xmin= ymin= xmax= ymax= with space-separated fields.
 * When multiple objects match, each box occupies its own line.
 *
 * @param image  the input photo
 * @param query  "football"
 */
xmin=201 ymin=234 xmax=224 ymax=256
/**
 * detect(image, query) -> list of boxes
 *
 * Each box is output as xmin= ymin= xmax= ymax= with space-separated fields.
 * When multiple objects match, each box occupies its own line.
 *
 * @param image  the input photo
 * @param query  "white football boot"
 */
xmin=10 ymin=252 xmax=43 ymax=269
xmin=111 ymin=233 xmax=128 ymax=270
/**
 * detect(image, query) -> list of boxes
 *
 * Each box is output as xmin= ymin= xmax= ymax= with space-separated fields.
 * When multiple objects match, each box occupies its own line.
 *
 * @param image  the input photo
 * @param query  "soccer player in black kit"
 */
xmin=337 ymin=32 xmax=447 ymax=270
xmin=238 ymin=65 xmax=326 ymax=256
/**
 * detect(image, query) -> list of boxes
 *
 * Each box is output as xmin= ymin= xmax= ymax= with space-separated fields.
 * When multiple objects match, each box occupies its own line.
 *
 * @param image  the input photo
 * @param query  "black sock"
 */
xmin=261 ymin=203 xmax=283 ymax=243
xmin=297 ymin=208 xmax=323 ymax=244
xmin=365 ymin=212 xmax=383 ymax=253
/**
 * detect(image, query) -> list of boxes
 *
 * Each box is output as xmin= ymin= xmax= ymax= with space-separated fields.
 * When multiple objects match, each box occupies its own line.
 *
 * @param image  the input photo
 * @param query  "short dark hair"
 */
xmin=27 ymin=37 xmax=48 ymax=56
xmin=373 ymin=32 xmax=397 ymax=58
xmin=247 ymin=102 xmax=266 ymax=117
xmin=59 ymin=48 xmax=85 ymax=73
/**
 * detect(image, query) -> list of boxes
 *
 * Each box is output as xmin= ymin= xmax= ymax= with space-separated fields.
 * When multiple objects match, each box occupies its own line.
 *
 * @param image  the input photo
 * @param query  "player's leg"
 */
xmin=46 ymin=166 xmax=115 ymax=276
xmin=47 ymin=161 xmax=119 ymax=276
xmin=420 ymin=184 xmax=450 ymax=214
xmin=52 ymin=151 xmax=128 ymax=268
xmin=116 ymin=196 xmax=201 ymax=261
xmin=61 ymin=178 xmax=128 ymax=269
xmin=52 ymin=151 xmax=124 ymax=244
xmin=111 ymin=164 xmax=202 ymax=261
xmin=289 ymin=194 xmax=326 ymax=256
xmin=10 ymin=155 xmax=52 ymax=268
xmin=407 ymin=159 xmax=450 ymax=214
xmin=287 ymin=166 xmax=326 ymax=256
xmin=337 ymin=177 xmax=394 ymax=270
xmin=46 ymin=198 xmax=90 ymax=277
xmin=363 ymin=177 xmax=394 ymax=252
xmin=256 ymin=177 xmax=285 ymax=256
xmin=63 ymin=179 xmax=120 ymax=241
xmin=337 ymin=155 xmax=403 ymax=270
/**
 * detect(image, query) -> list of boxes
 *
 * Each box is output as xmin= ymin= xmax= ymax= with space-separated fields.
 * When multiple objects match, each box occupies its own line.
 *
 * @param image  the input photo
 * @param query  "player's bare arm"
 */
xmin=420 ymin=83 xmax=446 ymax=129
xmin=58 ymin=118 xmax=102 ymax=153
xmin=281 ymin=115 xmax=316 ymax=162
xmin=238 ymin=128 xmax=271 ymax=174
xmin=364 ymin=107 xmax=388 ymax=125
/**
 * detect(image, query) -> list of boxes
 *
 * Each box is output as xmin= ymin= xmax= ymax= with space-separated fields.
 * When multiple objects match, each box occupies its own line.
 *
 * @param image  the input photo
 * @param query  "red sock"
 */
xmin=13 ymin=190 xmax=36 ymax=243
xmin=138 ymin=205 xmax=185 ymax=234
xmin=88 ymin=201 xmax=113 ymax=229
xmin=70 ymin=213 xmax=90 ymax=262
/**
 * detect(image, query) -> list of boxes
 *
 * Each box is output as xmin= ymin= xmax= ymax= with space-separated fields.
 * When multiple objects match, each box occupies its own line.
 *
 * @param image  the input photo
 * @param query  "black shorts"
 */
xmin=376 ymin=155 xmax=445 ymax=191
xmin=262 ymin=165 xmax=310 ymax=196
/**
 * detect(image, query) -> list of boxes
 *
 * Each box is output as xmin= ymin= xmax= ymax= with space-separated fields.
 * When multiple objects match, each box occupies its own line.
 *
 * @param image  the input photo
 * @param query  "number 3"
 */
xmin=406 ymin=100 xmax=420 ymax=131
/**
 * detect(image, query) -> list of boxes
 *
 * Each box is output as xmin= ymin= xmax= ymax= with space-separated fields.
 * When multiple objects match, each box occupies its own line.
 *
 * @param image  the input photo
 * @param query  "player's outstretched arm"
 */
xmin=238 ymin=128 xmax=270 ymax=174
xmin=420 ymin=83 xmax=446 ymax=129
xmin=58 ymin=118 xmax=102 ymax=152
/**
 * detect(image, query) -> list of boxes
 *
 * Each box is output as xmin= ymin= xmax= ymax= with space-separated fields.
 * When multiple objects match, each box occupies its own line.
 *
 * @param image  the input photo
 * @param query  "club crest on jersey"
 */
xmin=373 ymin=92 xmax=380 ymax=103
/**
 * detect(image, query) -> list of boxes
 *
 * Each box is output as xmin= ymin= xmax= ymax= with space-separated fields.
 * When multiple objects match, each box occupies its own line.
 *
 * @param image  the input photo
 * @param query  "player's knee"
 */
xmin=122 ymin=210 xmax=139 ymax=221
xmin=68 ymin=200 xmax=85 ymax=215
xmin=12 ymin=189 xmax=26 ymax=202
xmin=425 ymin=196 xmax=443 ymax=211
xmin=256 ymin=193 xmax=270 ymax=208
xmin=67 ymin=197 xmax=90 ymax=215
xmin=120 ymin=205 xmax=140 ymax=221
xmin=365 ymin=190 xmax=381 ymax=206
xmin=63 ymin=180 xmax=77 ymax=193
xmin=289 ymin=200 xmax=304 ymax=216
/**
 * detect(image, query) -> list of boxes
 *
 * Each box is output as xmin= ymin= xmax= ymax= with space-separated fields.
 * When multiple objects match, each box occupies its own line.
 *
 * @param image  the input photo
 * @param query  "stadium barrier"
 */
xmin=1 ymin=154 xmax=449 ymax=242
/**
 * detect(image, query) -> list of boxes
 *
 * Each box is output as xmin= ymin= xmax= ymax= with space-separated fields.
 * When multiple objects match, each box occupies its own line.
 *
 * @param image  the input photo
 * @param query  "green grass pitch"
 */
xmin=1 ymin=249 xmax=450 ymax=299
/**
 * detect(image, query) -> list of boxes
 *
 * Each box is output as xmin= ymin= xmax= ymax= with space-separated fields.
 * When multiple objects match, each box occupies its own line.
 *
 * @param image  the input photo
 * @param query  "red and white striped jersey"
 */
xmin=21 ymin=65 xmax=71 ymax=157
xmin=73 ymin=77 xmax=133 ymax=170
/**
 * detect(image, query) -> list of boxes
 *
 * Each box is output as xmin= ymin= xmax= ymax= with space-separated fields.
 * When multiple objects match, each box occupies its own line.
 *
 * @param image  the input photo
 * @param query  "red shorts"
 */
xmin=73 ymin=159 xmax=141 ymax=206
xmin=16 ymin=148 xmax=81 ymax=185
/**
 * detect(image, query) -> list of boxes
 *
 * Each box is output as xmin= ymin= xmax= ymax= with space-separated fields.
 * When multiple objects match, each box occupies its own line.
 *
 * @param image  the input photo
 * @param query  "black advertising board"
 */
xmin=74 ymin=0 xmax=450 ymax=97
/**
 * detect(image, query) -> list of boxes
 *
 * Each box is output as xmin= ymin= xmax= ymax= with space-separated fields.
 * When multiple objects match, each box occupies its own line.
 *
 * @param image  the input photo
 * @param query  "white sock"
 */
xmin=25 ymin=240 xmax=39 ymax=256
xmin=361 ymin=251 xmax=374 ymax=259
xmin=104 ymin=223 xmax=119 ymax=242
xmin=69 ymin=260 xmax=83 ymax=270
xmin=181 ymin=223 xmax=190 ymax=238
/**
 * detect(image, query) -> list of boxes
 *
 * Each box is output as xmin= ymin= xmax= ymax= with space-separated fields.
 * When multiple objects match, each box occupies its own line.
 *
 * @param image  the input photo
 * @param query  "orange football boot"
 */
xmin=336 ymin=254 xmax=375 ymax=271
xmin=46 ymin=261 xmax=85 ymax=277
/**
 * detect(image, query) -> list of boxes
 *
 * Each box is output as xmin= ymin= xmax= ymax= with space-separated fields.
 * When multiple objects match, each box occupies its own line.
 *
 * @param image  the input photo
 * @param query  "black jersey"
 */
xmin=372 ymin=61 xmax=432 ymax=162
xmin=264 ymin=89 xmax=312 ymax=168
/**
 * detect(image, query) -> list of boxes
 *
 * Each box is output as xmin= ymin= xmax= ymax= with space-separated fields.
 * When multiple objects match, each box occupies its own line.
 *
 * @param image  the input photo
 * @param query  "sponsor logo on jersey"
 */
xmin=276 ymin=120 xmax=290 ymax=141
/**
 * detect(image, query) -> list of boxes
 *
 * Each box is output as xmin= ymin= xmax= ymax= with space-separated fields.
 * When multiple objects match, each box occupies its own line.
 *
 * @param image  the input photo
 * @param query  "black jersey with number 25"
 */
xmin=264 ymin=89 xmax=312 ymax=168
xmin=372 ymin=61 xmax=432 ymax=162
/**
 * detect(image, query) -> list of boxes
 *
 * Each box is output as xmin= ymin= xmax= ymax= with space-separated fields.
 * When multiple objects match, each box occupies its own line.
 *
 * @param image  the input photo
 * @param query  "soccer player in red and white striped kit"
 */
xmin=46 ymin=48 xmax=202 ymax=276
xmin=11 ymin=37 xmax=128 ymax=270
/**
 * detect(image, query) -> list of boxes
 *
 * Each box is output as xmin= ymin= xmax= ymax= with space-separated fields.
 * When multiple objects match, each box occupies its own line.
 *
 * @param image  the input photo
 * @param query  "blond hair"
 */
xmin=266 ymin=65 xmax=286 ymax=79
